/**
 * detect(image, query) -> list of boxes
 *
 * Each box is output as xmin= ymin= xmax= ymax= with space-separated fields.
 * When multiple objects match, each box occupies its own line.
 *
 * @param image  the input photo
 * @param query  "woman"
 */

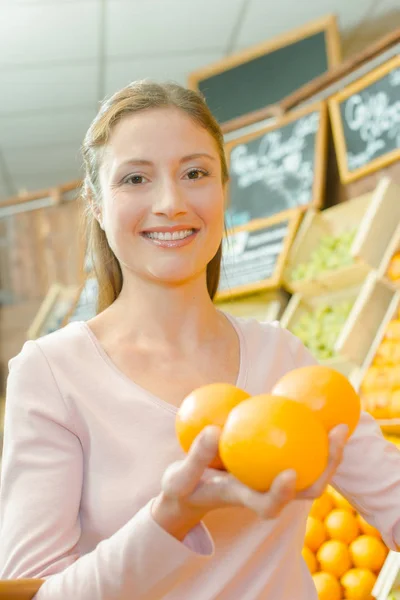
xmin=0 ymin=81 xmax=399 ymax=600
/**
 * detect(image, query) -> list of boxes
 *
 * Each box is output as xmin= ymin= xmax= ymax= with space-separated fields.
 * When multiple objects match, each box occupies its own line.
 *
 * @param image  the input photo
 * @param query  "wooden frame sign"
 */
xmin=224 ymin=102 xmax=328 ymax=229
xmin=27 ymin=283 xmax=78 ymax=340
xmin=216 ymin=209 xmax=302 ymax=301
xmin=329 ymin=55 xmax=400 ymax=184
xmin=188 ymin=15 xmax=341 ymax=132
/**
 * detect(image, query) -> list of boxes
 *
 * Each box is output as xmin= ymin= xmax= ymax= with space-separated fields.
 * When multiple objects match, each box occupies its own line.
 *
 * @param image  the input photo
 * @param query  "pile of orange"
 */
xmin=360 ymin=309 xmax=400 ymax=420
xmin=304 ymin=486 xmax=388 ymax=599
xmin=176 ymin=365 xmax=360 ymax=493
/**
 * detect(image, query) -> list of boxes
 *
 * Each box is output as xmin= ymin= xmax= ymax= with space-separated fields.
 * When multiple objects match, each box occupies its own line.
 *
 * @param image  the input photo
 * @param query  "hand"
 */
xmin=152 ymin=423 xmax=349 ymax=540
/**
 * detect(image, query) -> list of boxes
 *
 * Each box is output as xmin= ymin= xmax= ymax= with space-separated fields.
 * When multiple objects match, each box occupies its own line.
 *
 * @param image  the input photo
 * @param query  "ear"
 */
xmin=93 ymin=206 xmax=104 ymax=230
xmin=86 ymin=183 xmax=104 ymax=230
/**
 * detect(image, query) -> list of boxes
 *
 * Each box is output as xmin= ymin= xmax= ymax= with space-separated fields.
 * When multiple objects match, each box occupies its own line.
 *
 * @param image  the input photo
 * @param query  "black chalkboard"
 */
xmin=330 ymin=56 xmax=400 ymax=183
xmin=197 ymin=33 xmax=328 ymax=126
xmin=225 ymin=104 xmax=326 ymax=228
xmin=218 ymin=220 xmax=290 ymax=294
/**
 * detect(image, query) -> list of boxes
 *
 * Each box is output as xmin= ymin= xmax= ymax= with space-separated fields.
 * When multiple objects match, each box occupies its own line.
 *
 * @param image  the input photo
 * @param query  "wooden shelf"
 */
xmin=283 ymin=178 xmax=400 ymax=295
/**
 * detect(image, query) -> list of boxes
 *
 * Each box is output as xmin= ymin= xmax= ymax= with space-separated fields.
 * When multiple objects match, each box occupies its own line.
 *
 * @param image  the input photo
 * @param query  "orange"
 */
xmin=325 ymin=509 xmax=360 ymax=544
xmin=312 ymin=572 xmax=342 ymax=600
xmin=317 ymin=540 xmax=352 ymax=578
xmin=349 ymin=535 xmax=388 ymax=572
xmin=272 ymin=365 xmax=361 ymax=435
xmin=176 ymin=383 xmax=250 ymax=469
xmin=302 ymin=546 xmax=318 ymax=574
xmin=356 ymin=514 xmax=381 ymax=539
xmin=327 ymin=487 xmax=356 ymax=514
xmin=341 ymin=568 xmax=377 ymax=599
xmin=310 ymin=491 xmax=334 ymax=520
xmin=305 ymin=516 xmax=327 ymax=553
xmin=219 ymin=394 xmax=329 ymax=491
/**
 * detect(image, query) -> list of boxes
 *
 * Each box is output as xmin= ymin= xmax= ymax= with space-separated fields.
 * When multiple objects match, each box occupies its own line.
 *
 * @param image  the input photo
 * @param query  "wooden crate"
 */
xmin=351 ymin=290 xmax=400 ymax=435
xmin=280 ymin=272 xmax=397 ymax=375
xmin=378 ymin=220 xmax=400 ymax=287
xmin=283 ymin=177 xmax=400 ymax=295
xmin=215 ymin=289 xmax=290 ymax=323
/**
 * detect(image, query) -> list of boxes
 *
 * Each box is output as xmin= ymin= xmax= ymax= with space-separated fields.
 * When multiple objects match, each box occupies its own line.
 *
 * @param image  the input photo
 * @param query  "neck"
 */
xmin=102 ymin=271 xmax=223 ymax=349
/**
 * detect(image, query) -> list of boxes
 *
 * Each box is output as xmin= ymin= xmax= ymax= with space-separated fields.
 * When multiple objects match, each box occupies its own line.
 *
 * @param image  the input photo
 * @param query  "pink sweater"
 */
xmin=1 ymin=316 xmax=400 ymax=600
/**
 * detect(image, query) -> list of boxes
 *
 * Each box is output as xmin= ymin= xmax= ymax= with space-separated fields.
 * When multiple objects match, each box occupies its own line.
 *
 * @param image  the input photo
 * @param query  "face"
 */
xmin=98 ymin=107 xmax=225 ymax=289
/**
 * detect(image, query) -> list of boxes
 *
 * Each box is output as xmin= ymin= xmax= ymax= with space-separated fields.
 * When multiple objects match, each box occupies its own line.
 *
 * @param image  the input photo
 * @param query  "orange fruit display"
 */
xmin=302 ymin=546 xmax=318 ymax=574
xmin=325 ymin=509 xmax=360 ymax=545
xmin=356 ymin=514 xmax=381 ymax=539
xmin=312 ymin=572 xmax=342 ymax=600
xmin=219 ymin=394 xmax=329 ymax=491
xmin=341 ymin=568 xmax=377 ymax=599
xmin=310 ymin=490 xmax=334 ymax=520
xmin=328 ymin=487 xmax=356 ymax=514
xmin=305 ymin=516 xmax=327 ymax=553
xmin=305 ymin=489 xmax=389 ymax=599
xmin=272 ymin=365 xmax=361 ymax=435
xmin=176 ymin=383 xmax=250 ymax=469
xmin=349 ymin=535 xmax=388 ymax=572
xmin=317 ymin=540 xmax=352 ymax=578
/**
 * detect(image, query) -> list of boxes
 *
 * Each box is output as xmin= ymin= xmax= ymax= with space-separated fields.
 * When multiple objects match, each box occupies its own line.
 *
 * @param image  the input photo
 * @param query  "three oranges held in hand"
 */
xmin=176 ymin=366 xmax=361 ymax=492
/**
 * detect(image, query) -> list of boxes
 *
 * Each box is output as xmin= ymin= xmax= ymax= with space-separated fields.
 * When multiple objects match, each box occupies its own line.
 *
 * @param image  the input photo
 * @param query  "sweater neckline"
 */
xmin=78 ymin=312 xmax=249 ymax=416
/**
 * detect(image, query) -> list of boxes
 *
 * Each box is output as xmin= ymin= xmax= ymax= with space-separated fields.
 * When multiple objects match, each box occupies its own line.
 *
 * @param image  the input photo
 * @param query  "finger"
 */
xmin=248 ymin=470 xmax=298 ymax=519
xmin=162 ymin=426 xmax=221 ymax=498
xmin=299 ymin=424 xmax=348 ymax=499
xmin=189 ymin=468 xmax=297 ymax=519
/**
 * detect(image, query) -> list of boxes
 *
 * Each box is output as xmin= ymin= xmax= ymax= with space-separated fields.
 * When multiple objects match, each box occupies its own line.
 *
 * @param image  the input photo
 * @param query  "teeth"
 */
xmin=145 ymin=229 xmax=194 ymax=241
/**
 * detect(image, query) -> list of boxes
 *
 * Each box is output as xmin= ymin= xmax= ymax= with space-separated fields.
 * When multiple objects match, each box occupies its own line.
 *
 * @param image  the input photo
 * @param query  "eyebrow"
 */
xmin=116 ymin=153 xmax=218 ymax=169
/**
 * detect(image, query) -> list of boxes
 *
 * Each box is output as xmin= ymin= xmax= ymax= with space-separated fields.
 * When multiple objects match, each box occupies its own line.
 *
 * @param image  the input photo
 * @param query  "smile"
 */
xmin=140 ymin=228 xmax=198 ymax=248
xmin=143 ymin=229 xmax=194 ymax=241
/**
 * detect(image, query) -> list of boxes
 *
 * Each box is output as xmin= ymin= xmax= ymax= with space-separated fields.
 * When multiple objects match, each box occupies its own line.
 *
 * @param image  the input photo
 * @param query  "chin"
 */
xmin=147 ymin=261 xmax=207 ymax=288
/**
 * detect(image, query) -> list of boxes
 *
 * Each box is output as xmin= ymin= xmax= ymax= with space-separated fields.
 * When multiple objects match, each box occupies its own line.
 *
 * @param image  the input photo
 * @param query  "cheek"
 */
xmin=105 ymin=194 xmax=142 ymax=232
xmin=197 ymin=187 xmax=225 ymax=229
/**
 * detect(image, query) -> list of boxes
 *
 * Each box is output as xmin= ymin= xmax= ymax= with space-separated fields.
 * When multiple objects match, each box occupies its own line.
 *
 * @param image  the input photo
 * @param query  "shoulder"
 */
xmin=225 ymin=313 xmax=317 ymax=370
xmin=8 ymin=322 xmax=91 ymax=378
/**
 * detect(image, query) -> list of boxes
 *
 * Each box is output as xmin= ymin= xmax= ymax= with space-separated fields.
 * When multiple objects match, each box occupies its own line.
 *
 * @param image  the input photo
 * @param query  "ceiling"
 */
xmin=0 ymin=0 xmax=398 ymax=201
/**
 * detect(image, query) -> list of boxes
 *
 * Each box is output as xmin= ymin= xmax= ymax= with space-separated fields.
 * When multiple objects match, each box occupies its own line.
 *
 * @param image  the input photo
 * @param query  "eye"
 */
xmin=185 ymin=168 xmax=209 ymax=180
xmin=123 ymin=174 xmax=148 ymax=185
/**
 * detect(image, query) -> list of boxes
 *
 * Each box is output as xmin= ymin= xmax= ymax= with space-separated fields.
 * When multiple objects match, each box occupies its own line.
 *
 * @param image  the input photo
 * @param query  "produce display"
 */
xmin=304 ymin=486 xmax=388 ymax=600
xmin=176 ymin=366 xmax=360 ymax=493
xmin=290 ymin=301 xmax=354 ymax=360
xmin=360 ymin=308 xmax=400 ymax=420
xmin=387 ymin=251 xmax=400 ymax=284
xmin=290 ymin=229 xmax=357 ymax=282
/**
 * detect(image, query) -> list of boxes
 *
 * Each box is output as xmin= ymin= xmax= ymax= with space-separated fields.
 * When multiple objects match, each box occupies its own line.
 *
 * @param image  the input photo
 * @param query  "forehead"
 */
xmin=106 ymin=107 xmax=218 ymax=160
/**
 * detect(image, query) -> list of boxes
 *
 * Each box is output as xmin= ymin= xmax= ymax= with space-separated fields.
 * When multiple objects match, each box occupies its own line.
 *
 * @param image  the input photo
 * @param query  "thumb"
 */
xmin=162 ymin=426 xmax=221 ymax=498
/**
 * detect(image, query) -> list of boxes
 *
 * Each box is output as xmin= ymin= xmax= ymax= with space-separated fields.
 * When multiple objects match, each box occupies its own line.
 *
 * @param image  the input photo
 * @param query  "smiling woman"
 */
xmin=1 ymin=80 xmax=400 ymax=600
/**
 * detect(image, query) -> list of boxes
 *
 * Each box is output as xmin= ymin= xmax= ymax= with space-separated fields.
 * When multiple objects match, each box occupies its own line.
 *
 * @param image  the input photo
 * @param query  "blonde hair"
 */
xmin=81 ymin=80 xmax=228 ymax=313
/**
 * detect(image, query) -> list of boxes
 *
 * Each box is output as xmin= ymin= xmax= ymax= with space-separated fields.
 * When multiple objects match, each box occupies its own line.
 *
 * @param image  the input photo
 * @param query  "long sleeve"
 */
xmin=284 ymin=327 xmax=400 ymax=550
xmin=0 ymin=341 xmax=213 ymax=600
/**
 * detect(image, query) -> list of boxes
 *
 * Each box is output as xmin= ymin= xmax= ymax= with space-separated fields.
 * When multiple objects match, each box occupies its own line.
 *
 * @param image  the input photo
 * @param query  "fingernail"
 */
xmin=203 ymin=426 xmax=220 ymax=445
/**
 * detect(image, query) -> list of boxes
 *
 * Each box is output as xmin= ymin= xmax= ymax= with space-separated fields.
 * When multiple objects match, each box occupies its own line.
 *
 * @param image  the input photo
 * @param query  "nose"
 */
xmin=152 ymin=178 xmax=188 ymax=218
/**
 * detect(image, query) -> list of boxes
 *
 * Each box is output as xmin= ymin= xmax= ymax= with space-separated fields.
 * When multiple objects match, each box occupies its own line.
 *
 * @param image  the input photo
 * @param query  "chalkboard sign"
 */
xmin=224 ymin=103 xmax=327 ymax=228
xmin=216 ymin=210 xmax=302 ymax=300
xmin=188 ymin=15 xmax=341 ymax=130
xmin=329 ymin=55 xmax=400 ymax=184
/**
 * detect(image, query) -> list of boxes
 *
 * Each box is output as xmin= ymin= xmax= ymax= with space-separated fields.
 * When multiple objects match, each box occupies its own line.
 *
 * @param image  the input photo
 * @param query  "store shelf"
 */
xmin=280 ymin=272 xmax=397 ymax=376
xmin=283 ymin=178 xmax=400 ymax=295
